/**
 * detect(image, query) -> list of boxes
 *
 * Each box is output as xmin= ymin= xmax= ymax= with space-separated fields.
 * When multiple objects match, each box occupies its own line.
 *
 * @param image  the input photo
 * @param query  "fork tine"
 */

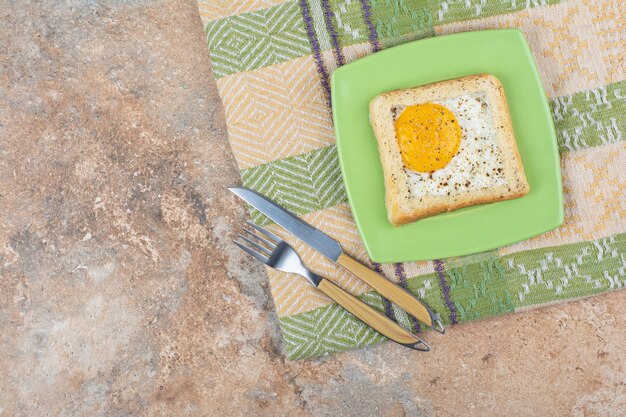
xmin=242 ymin=228 xmax=277 ymax=250
xmin=246 ymin=221 xmax=282 ymax=244
xmin=233 ymin=240 xmax=270 ymax=264
xmin=237 ymin=233 xmax=273 ymax=256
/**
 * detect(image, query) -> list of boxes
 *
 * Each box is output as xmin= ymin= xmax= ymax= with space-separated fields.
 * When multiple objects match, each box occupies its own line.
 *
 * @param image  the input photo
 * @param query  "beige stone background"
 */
xmin=0 ymin=1 xmax=624 ymax=416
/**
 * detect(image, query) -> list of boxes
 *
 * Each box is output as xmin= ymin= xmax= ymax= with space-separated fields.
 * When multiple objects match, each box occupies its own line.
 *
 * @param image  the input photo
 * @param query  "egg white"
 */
xmin=395 ymin=93 xmax=506 ymax=197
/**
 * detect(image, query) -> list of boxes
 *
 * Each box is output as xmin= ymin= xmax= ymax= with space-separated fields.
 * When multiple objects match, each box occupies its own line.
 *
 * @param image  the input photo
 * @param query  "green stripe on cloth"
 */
xmin=204 ymin=0 xmax=570 ymax=78
xmin=279 ymin=232 xmax=626 ymax=359
xmin=550 ymin=80 xmax=626 ymax=153
xmin=205 ymin=1 xmax=311 ymax=78
xmin=370 ymin=0 xmax=435 ymax=48
xmin=445 ymin=251 xmax=515 ymax=322
xmin=203 ymin=0 xmax=571 ymax=78
xmin=405 ymin=272 xmax=454 ymax=321
xmin=504 ymin=233 xmax=626 ymax=308
xmin=307 ymin=0 xmax=334 ymax=52
xmin=240 ymin=82 xmax=626 ymax=223
xmin=240 ymin=145 xmax=347 ymax=225
xmin=280 ymin=302 xmax=388 ymax=359
xmin=327 ymin=0 xmax=371 ymax=46
xmin=431 ymin=0 xmax=564 ymax=25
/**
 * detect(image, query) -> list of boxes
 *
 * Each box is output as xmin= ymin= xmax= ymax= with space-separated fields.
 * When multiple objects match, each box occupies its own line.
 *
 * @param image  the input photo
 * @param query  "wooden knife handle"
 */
xmin=336 ymin=253 xmax=434 ymax=327
xmin=317 ymin=279 xmax=423 ymax=347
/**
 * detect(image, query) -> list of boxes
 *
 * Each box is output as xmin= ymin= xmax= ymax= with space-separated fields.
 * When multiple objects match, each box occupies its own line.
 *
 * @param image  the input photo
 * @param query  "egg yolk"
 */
xmin=395 ymin=103 xmax=462 ymax=173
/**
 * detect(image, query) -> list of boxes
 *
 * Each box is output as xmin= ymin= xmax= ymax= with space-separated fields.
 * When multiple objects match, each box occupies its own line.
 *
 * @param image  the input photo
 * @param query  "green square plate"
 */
xmin=331 ymin=29 xmax=563 ymax=263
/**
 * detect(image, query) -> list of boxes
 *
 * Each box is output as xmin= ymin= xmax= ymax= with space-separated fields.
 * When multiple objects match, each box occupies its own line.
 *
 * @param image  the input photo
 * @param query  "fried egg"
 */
xmin=369 ymin=74 xmax=529 ymax=225
xmin=394 ymin=93 xmax=506 ymax=197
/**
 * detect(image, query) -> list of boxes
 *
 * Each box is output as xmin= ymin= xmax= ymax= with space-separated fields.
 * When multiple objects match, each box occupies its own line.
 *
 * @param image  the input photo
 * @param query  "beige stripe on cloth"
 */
xmin=197 ymin=0 xmax=288 ymax=26
xmin=216 ymin=55 xmax=335 ymax=170
xmin=216 ymin=42 xmax=374 ymax=170
xmin=436 ymin=0 xmax=626 ymax=98
xmin=500 ymin=141 xmax=626 ymax=255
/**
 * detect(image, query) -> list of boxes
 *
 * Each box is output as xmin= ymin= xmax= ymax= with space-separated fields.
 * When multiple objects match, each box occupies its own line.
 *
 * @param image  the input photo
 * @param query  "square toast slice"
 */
xmin=369 ymin=74 xmax=529 ymax=226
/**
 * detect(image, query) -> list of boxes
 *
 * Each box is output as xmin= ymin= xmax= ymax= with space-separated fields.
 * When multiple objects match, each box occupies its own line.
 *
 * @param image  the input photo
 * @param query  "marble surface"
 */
xmin=0 ymin=1 xmax=624 ymax=416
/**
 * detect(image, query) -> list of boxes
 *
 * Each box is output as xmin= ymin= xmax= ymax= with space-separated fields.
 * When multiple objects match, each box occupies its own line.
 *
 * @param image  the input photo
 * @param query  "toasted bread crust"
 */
xmin=369 ymin=74 xmax=529 ymax=226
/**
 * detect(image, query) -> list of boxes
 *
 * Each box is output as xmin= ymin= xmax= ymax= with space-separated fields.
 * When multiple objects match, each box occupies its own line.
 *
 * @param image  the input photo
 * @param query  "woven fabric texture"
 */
xmin=198 ymin=0 xmax=626 ymax=359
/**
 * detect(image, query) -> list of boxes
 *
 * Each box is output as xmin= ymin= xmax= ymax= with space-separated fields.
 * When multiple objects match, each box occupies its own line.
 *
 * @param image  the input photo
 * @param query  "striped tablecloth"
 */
xmin=198 ymin=0 xmax=625 ymax=360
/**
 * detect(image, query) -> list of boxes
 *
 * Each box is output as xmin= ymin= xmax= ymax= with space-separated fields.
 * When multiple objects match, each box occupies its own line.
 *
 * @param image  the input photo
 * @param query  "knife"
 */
xmin=229 ymin=186 xmax=444 ymax=333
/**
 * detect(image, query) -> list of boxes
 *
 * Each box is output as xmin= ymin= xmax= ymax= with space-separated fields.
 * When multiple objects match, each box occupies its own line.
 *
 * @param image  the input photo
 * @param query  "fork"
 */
xmin=234 ymin=221 xmax=430 ymax=352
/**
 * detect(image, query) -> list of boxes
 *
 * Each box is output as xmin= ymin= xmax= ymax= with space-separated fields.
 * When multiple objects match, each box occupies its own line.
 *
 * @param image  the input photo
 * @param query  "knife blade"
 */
xmin=229 ymin=186 xmax=444 ymax=333
xmin=229 ymin=187 xmax=343 ymax=261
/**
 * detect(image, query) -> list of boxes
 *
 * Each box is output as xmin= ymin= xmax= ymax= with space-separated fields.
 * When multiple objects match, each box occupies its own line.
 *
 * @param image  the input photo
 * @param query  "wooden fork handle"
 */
xmin=336 ymin=253 xmax=434 ymax=328
xmin=317 ymin=278 xmax=423 ymax=346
